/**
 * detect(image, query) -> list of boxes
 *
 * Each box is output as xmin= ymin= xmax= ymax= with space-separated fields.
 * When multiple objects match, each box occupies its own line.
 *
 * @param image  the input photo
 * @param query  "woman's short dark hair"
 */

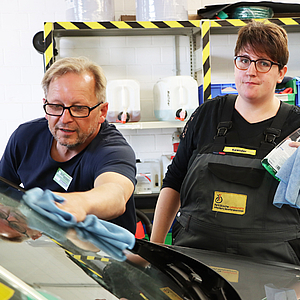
xmin=234 ymin=20 xmax=289 ymax=70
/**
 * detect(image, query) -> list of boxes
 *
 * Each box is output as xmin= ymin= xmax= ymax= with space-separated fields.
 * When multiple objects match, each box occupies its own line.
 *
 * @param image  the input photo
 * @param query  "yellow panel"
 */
xmin=111 ymin=21 xmax=133 ymax=29
xmin=202 ymin=42 xmax=210 ymax=61
xmin=163 ymin=21 xmax=184 ymax=28
xmin=136 ymin=21 xmax=159 ymax=28
xmin=56 ymin=22 xmax=79 ymax=30
xmin=278 ymin=18 xmax=299 ymax=25
xmin=203 ymin=69 xmax=211 ymax=89
xmin=83 ymin=22 xmax=106 ymax=29
xmin=0 ymin=283 xmax=14 ymax=300
xmin=201 ymin=21 xmax=210 ymax=36
xmin=101 ymin=257 xmax=110 ymax=262
xmin=210 ymin=20 xmax=222 ymax=27
xmin=253 ymin=18 xmax=272 ymax=24
xmin=189 ymin=20 xmax=200 ymax=27
xmin=44 ymin=22 xmax=53 ymax=37
xmin=44 ymin=43 xmax=53 ymax=66
xmin=227 ymin=19 xmax=247 ymax=27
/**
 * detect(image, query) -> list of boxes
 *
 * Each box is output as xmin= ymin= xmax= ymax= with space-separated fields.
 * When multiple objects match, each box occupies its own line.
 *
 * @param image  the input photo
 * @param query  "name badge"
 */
xmin=223 ymin=146 xmax=256 ymax=156
xmin=53 ymin=168 xmax=72 ymax=191
xmin=212 ymin=191 xmax=247 ymax=215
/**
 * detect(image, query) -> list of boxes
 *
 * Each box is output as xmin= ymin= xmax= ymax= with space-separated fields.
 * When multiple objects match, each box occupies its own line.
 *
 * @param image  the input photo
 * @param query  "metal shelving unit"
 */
xmin=43 ymin=21 xmax=201 ymax=72
xmin=39 ymin=21 xmax=202 ymax=129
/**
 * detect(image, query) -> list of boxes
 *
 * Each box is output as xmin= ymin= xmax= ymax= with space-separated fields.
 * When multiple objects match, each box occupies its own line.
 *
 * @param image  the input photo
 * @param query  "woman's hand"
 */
xmin=289 ymin=141 xmax=300 ymax=148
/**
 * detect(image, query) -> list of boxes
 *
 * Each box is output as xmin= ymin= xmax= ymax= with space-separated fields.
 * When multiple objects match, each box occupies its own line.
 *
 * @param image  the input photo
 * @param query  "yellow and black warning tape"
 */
xmin=53 ymin=20 xmax=201 ymax=30
xmin=201 ymin=21 xmax=211 ymax=102
xmin=44 ymin=20 xmax=201 ymax=70
xmin=44 ymin=22 xmax=54 ymax=70
xmin=209 ymin=17 xmax=300 ymax=28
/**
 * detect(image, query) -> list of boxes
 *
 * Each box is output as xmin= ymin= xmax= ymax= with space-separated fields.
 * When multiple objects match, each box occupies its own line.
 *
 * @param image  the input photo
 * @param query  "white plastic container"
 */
xmin=65 ymin=0 xmax=115 ymax=21
xmin=136 ymin=0 xmax=188 ymax=21
xmin=106 ymin=79 xmax=141 ymax=123
xmin=135 ymin=160 xmax=161 ymax=194
xmin=153 ymin=76 xmax=199 ymax=122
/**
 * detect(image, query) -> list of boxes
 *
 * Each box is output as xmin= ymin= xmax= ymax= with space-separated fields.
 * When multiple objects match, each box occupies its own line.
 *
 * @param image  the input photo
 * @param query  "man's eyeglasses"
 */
xmin=43 ymin=100 xmax=102 ymax=118
xmin=0 ymin=208 xmax=29 ymax=237
xmin=234 ymin=56 xmax=281 ymax=73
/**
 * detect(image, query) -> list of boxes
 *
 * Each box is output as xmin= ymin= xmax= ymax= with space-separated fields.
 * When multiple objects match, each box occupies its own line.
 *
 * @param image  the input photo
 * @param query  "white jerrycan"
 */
xmin=153 ymin=76 xmax=199 ymax=122
xmin=106 ymin=79 xmax=141 ymax=123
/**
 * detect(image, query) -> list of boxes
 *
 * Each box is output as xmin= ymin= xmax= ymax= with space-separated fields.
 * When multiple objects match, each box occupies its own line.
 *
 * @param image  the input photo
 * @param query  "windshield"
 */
xmin=1 ymin=177 xmax=297 ymax=300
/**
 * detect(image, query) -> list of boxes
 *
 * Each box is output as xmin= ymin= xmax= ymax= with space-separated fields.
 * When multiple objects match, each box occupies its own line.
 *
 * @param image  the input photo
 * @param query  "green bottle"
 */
xmin=261 ymin=128 xmax=300 ymax=179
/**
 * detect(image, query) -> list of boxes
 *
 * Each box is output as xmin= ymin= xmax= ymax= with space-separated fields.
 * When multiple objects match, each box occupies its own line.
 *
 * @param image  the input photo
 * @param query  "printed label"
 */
xmin=209 ymin=266 xmax=239 ymax=283
xmin=223 ymin=146 xmax=256 ymax=156
xmin=53 ymin=168 xmax=72 ymax=191
xmin=212 ymin=191 xmax=247 ymax=215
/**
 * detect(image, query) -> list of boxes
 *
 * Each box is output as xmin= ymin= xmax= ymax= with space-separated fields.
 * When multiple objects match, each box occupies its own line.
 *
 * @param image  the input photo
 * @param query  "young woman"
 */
xmin=151 ymin=20 xmax=300 ymax=265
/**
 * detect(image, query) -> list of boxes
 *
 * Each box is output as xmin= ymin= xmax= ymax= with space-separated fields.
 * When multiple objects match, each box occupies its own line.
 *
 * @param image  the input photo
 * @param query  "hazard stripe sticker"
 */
xmin=53 ymin=21 xmax=199 ymax=30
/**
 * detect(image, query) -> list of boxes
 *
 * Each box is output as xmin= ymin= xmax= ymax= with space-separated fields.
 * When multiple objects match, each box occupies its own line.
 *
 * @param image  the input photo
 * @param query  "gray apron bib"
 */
xmin=174 ymin=96 xmax=300 ymax=265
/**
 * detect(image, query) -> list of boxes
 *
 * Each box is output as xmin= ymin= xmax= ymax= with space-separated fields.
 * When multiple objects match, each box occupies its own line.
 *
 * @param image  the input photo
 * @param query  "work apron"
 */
xmin=173 ymin=95 xmax=300 ymax=265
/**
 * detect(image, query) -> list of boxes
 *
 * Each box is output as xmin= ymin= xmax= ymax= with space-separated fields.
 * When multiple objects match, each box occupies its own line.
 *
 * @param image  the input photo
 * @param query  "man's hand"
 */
xmin=55 ymin=194 xmax=88 ymax=222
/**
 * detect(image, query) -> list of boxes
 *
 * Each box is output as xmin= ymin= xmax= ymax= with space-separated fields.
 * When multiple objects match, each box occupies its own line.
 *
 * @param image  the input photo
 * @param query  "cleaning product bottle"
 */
xmin=261 ymin=128 xmax=300 ymax=179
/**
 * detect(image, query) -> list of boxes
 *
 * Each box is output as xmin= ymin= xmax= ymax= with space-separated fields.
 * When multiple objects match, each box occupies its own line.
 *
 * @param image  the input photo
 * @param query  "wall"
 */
xmin=0 ymin=0 xmax=300 ymax=166
xmin=0 ymin=0 xmax=202 ymax=163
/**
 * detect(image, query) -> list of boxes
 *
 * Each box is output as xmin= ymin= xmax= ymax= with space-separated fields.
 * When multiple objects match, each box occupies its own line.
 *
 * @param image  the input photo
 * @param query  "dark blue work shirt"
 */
xmin=0 ymin=118 xmax=137 ymax=233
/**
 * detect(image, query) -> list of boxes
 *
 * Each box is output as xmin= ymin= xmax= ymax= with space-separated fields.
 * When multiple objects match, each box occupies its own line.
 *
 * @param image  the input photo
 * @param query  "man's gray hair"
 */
xmin=42 ymin=56 xmax=107 ymax=103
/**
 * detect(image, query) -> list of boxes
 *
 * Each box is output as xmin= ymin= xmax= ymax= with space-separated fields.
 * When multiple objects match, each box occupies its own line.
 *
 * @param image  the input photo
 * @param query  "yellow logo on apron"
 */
xmin=223 ymin=146 xmax=256 ymax=156
xmin=212 ymin=191 xmax=247 ymax=215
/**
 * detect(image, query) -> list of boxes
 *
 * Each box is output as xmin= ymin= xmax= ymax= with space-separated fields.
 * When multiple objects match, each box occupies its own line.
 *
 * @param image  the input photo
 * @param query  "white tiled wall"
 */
xmin=0 ymin=0 xmax=202 ymax=161
xmin=1 ymin=0 xmax=300 ymax=163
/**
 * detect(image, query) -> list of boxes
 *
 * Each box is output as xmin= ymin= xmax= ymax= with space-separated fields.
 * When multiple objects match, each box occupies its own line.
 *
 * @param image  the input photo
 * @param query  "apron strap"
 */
xmin=213 ymin=96 xmax=292 ymax=155
xmin=258 ymin=102 xmax=292 ymax=156
xmin=213 ymin=94 xmax=237 ymax=150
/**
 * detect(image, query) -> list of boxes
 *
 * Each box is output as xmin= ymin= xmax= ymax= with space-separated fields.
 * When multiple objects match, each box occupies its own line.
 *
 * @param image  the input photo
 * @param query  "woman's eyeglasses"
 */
xmin=234 ymin=56 xmax=281 ymax=73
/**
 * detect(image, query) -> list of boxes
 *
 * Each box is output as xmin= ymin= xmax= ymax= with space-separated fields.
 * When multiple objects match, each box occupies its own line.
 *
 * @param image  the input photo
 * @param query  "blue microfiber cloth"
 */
xmin=273 ymin=146 xmax=300 ymax=208
xmin=22 ymin=187 xmax=136 ymax=261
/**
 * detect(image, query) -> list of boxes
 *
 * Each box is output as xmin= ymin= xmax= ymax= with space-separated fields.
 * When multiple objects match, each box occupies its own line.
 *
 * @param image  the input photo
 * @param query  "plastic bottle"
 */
xmin=261 ymin=128 xmax=300 ymax=179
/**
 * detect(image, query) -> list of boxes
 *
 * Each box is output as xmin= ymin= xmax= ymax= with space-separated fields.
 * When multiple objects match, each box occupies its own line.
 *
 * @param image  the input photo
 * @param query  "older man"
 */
xmin=0 ymin=57 xmax=136 ymax=233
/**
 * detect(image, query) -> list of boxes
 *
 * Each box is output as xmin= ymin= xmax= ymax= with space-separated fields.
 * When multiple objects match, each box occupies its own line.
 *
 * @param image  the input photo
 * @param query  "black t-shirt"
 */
xmin=163 ymin=95 xmax=300 ymax=193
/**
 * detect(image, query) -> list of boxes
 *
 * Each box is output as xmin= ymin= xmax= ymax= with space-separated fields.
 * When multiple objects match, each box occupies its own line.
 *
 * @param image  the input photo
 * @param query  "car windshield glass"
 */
xmin=0 ymin=178 xmax=298 ymax=300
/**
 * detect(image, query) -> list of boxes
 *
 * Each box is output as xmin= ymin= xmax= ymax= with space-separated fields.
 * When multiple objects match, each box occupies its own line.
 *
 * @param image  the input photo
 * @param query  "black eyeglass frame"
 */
xmin=43 ymin=100 xmax=103 ymax=118
xmin=234 ymin=56 xmax=281 ymax=73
